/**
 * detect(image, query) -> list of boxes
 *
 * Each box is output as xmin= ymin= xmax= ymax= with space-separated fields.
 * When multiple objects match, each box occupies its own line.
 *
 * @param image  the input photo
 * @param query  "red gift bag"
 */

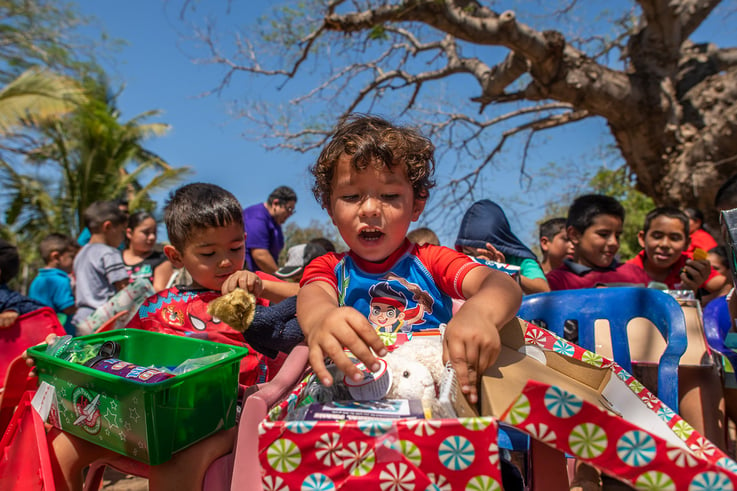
xmin=0 ymin=391 xmax=56 ymax=490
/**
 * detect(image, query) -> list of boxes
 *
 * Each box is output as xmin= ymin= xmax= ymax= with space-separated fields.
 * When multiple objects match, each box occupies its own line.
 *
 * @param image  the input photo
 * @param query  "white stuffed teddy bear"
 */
xmin=384 ymin=336 xmax=445 ymax=401
xmin=304 ymin=335 xmax=446 ymax=404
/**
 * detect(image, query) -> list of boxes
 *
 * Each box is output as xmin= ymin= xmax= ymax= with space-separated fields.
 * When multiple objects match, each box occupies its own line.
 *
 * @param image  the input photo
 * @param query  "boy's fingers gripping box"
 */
xmin=29 ymin=329 xmax=249 ymax=465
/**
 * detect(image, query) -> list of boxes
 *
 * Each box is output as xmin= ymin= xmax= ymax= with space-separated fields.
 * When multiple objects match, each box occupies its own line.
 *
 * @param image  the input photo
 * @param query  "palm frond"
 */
xmin=0 ymin=67 xmax=86 ymax=135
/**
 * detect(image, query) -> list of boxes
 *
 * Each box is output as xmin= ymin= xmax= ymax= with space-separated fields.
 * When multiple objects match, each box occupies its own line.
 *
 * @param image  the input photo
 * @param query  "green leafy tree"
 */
xmin=0 ymin=0 xmax=98 ymax=83
xmin=1 ymin=79 xmax=191 ymax=283
xmin=0 ymin=67 xmax=86 ymax=135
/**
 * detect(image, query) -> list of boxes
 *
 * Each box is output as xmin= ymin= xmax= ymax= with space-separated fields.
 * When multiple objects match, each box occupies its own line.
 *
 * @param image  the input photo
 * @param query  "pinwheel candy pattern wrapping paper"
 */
xmin=504 ymin=320 xmax=737 ymax=490
xmin=258 ymin=417 xmax=501 ymax=491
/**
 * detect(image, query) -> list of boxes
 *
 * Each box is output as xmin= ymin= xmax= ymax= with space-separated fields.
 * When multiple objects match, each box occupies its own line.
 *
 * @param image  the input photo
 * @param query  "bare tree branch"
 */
xmin=677 ymin=0 xmax=723 ymax=39
xmin=180 ymin=0 xmax=736 ymax=229
xmin=715 ymin=47 xmax=737 ymax=70
xmin=448 ymin=109 xmax=590 ymax=197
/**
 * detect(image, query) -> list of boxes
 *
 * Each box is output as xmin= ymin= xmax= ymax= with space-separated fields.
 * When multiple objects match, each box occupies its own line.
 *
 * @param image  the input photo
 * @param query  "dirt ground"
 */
xmin=98 ymin=468 xmax=148 ymax=490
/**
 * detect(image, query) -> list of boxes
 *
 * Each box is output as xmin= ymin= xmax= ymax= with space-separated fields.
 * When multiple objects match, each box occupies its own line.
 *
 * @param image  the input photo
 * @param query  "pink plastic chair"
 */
xmin=0 ymin=307 xmax=66 ymax=389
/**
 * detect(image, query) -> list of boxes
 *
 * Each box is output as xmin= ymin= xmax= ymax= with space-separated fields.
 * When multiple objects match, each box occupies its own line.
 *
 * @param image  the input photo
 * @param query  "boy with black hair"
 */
xmin=47 ymin=183 xmax=303 ymax=490
xmin=538 ymin=217 xmax=573 ymax=274
xmin=71 ymin=201 xmax=129 ymax=330
xmin=127 ymin=182 xmax=302 ymax=384
xmin=626 ymin=206 xmax=725 ymax=295
xmin=76 ymin=198 xmax=129 ymax=249
xmin=29 ymin=233 xmax=78 ymax=334
xmin=0 ymin=238 xmax=44 ymax=327
xmin=546 ymin=194 xmax=650 ymax=290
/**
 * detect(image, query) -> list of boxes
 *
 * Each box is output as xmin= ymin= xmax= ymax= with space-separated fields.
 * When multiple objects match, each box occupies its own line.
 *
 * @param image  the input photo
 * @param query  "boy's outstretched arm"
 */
xmin=297 ymin=282 xmax=387 ymax=386
xmin=445 ymin=267 xmax=522 ymax=404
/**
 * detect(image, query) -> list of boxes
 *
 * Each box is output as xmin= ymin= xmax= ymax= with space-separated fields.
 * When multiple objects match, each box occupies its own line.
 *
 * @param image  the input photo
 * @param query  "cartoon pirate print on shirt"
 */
xmin=333 ymin=253 xmax=455 ymax=335
xmin=368 ymin=273 xmax=434 ymax=333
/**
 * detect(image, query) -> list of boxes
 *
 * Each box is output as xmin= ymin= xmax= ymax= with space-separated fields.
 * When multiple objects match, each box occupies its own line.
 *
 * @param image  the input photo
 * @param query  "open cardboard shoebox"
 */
xmin=481 ymin=317 xmax=737 ymax=490
xmin=254 ymin=316 xmax=736 ymax=490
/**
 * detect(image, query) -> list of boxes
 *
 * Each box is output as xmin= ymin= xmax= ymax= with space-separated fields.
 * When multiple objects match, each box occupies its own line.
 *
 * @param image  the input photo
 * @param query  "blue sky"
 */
xmin=77 ymin=2 xmax=327 ymax=236
xmin=75 ymin=1 xmax=734 ymax=248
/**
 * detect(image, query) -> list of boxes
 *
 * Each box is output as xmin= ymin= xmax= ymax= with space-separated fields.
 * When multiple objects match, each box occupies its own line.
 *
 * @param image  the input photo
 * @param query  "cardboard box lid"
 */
xmin=482 ymin=318 xmax=689 ymax=450
xmin=482 ymin=318 xmax=611 ymax=419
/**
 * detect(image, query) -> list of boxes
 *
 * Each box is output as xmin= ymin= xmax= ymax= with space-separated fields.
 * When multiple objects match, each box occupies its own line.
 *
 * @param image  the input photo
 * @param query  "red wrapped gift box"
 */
xmin=482 ymin=318 xmax=737 ymax=490
xmin=258 ymin=415 xmax=501 ymax=490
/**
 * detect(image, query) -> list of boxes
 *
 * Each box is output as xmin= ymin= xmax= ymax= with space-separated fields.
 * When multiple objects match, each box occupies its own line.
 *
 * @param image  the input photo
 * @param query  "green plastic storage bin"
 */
xmin=29 ymin=329 xmax=249 ymax=464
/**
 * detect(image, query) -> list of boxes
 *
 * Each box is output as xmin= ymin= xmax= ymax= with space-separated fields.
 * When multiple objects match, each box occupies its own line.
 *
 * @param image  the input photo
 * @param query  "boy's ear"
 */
xmin=411 ymin=198 xmax=426 ymax=222
xmin=163 ymin=244 xmax=184 ymax=268
xmin=539 ymin=236 xmax=550 ymax=252
xmin=637 ymin=230 xmax=646 ymax=248
xmin=49 ymin=250 xmax=60 ymax=263
xmin=566 ymin=225 xmax=581 ymax=246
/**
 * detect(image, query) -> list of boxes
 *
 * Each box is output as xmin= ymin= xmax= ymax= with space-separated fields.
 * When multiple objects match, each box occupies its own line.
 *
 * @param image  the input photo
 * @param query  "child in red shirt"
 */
xmin=626 ymin=206 xmax=726 ymax=298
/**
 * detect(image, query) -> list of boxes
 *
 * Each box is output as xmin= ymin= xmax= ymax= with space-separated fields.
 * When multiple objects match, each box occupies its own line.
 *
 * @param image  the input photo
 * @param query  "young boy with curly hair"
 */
xmin=297 ymin=114 xmax=522 ymax=404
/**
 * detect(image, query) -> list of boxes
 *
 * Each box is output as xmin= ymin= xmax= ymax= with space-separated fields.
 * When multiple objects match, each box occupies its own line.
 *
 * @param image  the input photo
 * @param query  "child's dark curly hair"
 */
xmin=310 ymin=114 xmax=436 ymax=209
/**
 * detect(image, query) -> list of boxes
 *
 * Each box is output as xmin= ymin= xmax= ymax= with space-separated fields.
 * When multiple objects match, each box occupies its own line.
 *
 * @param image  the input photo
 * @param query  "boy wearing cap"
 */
xmin=275 ymin=243 xmax=328 ymax=282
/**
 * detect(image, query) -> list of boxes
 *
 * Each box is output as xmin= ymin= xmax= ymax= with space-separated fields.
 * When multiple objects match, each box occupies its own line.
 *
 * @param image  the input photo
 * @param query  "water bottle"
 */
xmin=45 ymin=335 xmax=101 ymax=365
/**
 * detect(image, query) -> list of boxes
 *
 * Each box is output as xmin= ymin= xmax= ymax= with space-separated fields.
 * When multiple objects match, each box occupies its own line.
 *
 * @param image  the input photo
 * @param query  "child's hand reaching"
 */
xmin=305 ymin=306 xmax=388 ymax=387
xmin=221 ymin=270 xmax=263 ymax=297
xmin=680 ymin=258 xmax=710 ymax=290
xmin=474 ymin=243 xmax=506 ymax=263
xmin=0 ymin=310 xmax=19 ymax=328
xmin=443 ymin=310 xmax=502 ymax=405
xmin=23 ymin=333 xmax=58 ymax=374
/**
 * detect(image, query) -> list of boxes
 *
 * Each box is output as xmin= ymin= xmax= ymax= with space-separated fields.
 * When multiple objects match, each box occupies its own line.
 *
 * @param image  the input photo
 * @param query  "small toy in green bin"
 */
xmin=47 ymin=336 xmax=176 ymax=384
xmin=29 ymin=329 xmax=249 ymax=465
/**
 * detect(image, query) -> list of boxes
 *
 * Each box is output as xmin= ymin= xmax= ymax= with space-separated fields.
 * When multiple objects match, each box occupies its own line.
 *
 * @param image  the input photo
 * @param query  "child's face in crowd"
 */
xmin=57 ymin=248 xmax=76 ymax=274
xmin=638 ymin=216 xmax=688 ymax=271
xmin=543 ymin=229 xmax=574 ymax=264
xmin=687 ymin=216 xmax=699 ymax=234
xmin=708 ymin=251 xmax=733 ymax=283
xmin=165 ymin=222 xmax=246 ymax=290
xmin=104 ymin=221 xmax=127 ymax=248
xmin=569 ymin=214 xmax=622 ymax=269
xmin=328 ymin=154 xmax=424 ymax=262
xmin=127 ymin=217 xmax=157 ymax=254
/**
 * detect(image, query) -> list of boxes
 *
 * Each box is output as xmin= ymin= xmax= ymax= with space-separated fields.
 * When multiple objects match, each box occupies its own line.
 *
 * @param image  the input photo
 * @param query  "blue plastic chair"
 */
xmin=703 ymin=296 xmax=737 ymax=369
xmin=517 ymin=287 xmax=688 ymax=412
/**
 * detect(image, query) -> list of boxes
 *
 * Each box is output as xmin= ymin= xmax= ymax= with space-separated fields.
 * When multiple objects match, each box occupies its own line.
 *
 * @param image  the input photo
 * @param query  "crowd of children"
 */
xmin=3 ymin=112 xmax=737 ymax=490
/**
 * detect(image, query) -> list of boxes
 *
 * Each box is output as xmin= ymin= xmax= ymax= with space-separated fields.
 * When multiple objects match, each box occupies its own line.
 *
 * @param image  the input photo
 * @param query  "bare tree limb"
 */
xmin=472 ymin=50 xmax=529 ymax=107
xmin=677 ymin=0 xmax=723 ymax=39
xmin=448 ymin=109 xmax=590 ymax=197
xmin=715 ymin=47 xmax=737 ymax=70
